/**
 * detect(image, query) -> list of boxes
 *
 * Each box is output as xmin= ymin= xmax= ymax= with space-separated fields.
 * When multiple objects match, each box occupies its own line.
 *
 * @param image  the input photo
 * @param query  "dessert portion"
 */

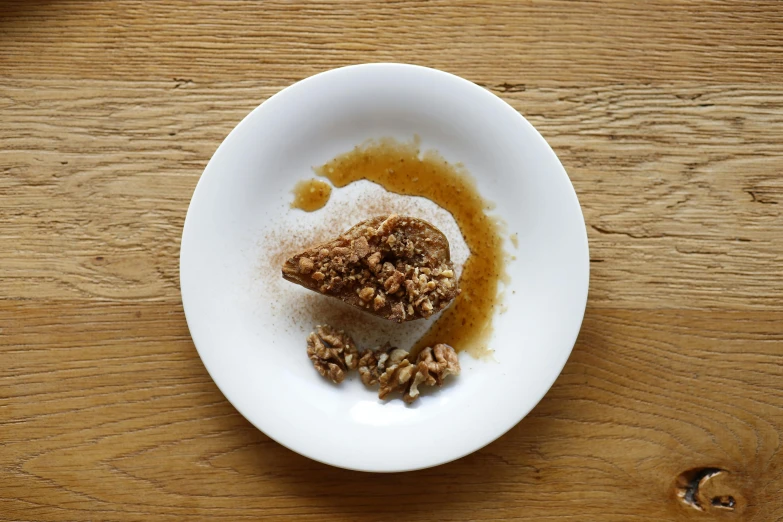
xmin=306 ymin=325 xmax=460 ymax=404
xmin=282 ymin=215 xmax=460 ymax=323
xmin=316 ymin=138 xmax=506 ymax=357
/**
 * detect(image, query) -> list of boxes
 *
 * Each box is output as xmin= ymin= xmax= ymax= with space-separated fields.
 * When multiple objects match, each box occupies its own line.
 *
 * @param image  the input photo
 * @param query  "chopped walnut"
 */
xmin=432 ymin=343 xmax=460 ymax=380
xmin=379 ymin=358 xmax=415 ymax=400
xmin=413 ymin=344 xmax=460 ymax=384
xmin=403 ymin=344 xmax=461 ymax=403
xmin=405 ymin=367 xmax=431 ymax=403
xmin=367 ymin=251 xmax=382 ymax=273
xmin=355 ymin=342 xmax=388 ymax=386
xmin=355 ymin=341 xmax=460 ymax=404
xmin=357 ymin=350 xmax=380 ymax=386
xmin=282 ymin=215 xmax=461 ymax=323
xmin=357 ymin=344 xmax=415 ymax=400
xmin=390 ymin=302 xmax=406 ymax=322
xmin=358 ymin=286 xmax=375 ymax=301
xmin=298 ymin=257 xmax=314 ymax=274
xmin=352 ymin=236 xmax=370 ymax=259
xmin=383 ymin=270 xmax=405 ymax=294
xmin=306 ymin=325 xmax=360 ymax=384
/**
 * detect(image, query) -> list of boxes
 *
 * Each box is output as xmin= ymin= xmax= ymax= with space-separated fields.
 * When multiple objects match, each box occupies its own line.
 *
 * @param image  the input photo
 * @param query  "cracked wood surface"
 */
xmin=1 ymin=1 xmax=782 ymax=521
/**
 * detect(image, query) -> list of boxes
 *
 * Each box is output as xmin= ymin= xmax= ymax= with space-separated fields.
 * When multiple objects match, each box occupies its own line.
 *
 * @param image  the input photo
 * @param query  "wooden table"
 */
xmin=2 ymin=1 xmax=782 ymax=520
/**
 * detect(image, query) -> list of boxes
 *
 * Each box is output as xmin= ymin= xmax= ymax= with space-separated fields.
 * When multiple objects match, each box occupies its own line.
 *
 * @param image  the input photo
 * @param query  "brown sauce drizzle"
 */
xmin=291 ymin=178 xmax=332 ymax=211
xmin=315 ymin=137 xmax=506 ymax=357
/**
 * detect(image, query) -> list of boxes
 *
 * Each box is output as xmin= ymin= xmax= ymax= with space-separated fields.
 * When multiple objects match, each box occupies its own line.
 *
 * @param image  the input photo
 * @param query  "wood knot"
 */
xmin=676 ymin=467 xmax=745 ymax=515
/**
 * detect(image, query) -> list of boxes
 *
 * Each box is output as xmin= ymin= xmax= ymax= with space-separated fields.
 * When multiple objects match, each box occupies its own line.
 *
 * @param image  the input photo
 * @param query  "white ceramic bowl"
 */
xmin=180 ymin=64 xmax=589 ymax=472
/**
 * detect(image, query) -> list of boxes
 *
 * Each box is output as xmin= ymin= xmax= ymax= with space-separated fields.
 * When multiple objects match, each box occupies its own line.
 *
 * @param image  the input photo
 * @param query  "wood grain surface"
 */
xmin=1 ymin=1 xmax=782 ymax=520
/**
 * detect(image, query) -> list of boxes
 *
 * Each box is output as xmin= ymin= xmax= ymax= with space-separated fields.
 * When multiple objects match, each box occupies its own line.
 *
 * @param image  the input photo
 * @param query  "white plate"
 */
xmin=180 ymin=64 xmax=589 ymax=472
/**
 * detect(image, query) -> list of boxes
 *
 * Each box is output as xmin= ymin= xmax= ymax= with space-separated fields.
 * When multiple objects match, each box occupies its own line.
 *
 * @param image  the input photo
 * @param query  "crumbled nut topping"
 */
xmin=306 ymin=325 xmax=360 ymax=384
xmin=379 ymin=358 xmax=415 ymax=400
xmin=358 ymin=286 xmax=375 ymax=301
xmin=403 ymin=344 xmax=461 ymax=402
xmin=357 ymin=349 xmax=380 ymax=386
xmin=298 ymin=257 xmax=314 ymax=274
xmin=282 ymin=215 xmax=460 ymax=322
xmin=356 ymin=342 xmax=389 ymax=386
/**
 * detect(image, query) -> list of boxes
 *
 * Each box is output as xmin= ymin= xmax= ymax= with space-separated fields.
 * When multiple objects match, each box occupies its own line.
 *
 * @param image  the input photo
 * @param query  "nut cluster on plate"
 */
xmin=306 ymin=325 xmax=360 ymax=384
xmin=306 ymin=324 xmax=460 ymax=404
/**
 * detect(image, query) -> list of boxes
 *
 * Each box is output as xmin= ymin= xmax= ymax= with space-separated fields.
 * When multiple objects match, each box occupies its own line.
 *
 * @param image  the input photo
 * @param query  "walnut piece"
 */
xmin=376 ymin=347 xmax=415 ymax=399
xmin=356 ymin=342 xmax=397 ymax=386
xmin=305 ymin=324 xmax=460 ymax=402
xmin=355 ymin=342 xmax=460 ymax=403
xmin=357 ymin=350 xmax=381 ymax=386
xmin=282 ymin=215 xmax=460 ymax=323
xmin=306 ymin=325 xmax=360 ymax=384
xmin=403 ymin=344 xmax=461 ymax=403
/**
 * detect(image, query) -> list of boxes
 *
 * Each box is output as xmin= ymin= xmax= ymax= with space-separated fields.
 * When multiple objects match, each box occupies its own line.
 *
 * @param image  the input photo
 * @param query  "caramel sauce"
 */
xmin=291 ymin=178 xmax=332 ymax=211
xmin=315 ymin=138 xmax=506 ymax=357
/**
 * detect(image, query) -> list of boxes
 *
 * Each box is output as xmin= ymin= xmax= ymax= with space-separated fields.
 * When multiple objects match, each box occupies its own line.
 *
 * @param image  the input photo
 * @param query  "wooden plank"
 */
xmin=1 ymin=1 xmax=782 ymax=85
xmin=2 ymin=1 xmax=782 ymax=520
xmin=1 ymin=301 xmax=781 ymax=520
xmin=1 ymin=79 xmax=781 ymax=309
